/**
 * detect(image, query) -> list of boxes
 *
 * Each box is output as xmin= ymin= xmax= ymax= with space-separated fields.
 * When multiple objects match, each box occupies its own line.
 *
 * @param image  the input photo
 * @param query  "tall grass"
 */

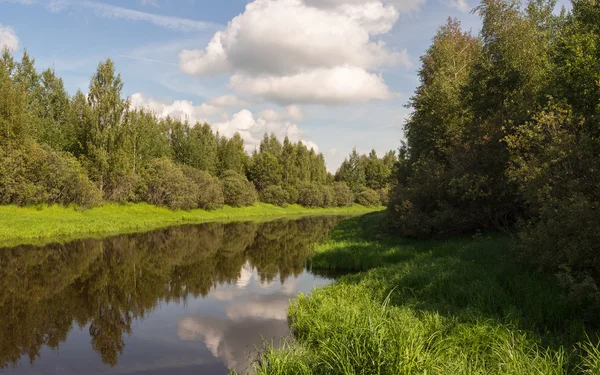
xmin=235 ymin=212 xmax=600 ymax=375
xmin=0 ymin=203 xmax=382 ymax=247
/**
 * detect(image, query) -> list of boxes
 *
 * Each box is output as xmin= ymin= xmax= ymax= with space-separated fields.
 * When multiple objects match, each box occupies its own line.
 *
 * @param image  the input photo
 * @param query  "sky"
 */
xmin=0 ymin=0 xmax=559 ymax=171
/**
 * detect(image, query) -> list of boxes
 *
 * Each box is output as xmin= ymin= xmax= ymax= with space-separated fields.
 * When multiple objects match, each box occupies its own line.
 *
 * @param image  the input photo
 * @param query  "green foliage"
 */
xmin=221 ymin=169 xmax=258 ymax=207
xmin=181 ymin=165 xmax=224 ymax=210
xmin=298 ymin=183 xmax=325 ymax=208
xmin=259 ymin=185 xmax=289 ymax=207
xmin=283 ymin=184 xmax=300 ymax=205
xmin=335 ymin=148 xmax=366 ymax=197
xmin=248 ymin=151 xmax=282 ymax=191
xmin=242 ymin=213 xmax=597 ymax=375
xmin=0 ymin=142 xmax=101 ymax=207
xmin=332 ymin=182 xmax=353 ymax=207
xmin=141 ymin=158 xmax=197 ymax=210
xmin=321 ymin=185 xmax=335 ymax=207
xmin=356 ymin=188 xmax=381 ymax=207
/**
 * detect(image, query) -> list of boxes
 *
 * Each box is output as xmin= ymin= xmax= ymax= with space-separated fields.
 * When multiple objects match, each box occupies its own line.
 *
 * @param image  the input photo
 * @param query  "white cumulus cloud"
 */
xmin=130 ymin=92 xmax=220 ymax=124
xmin=179 ymin=0 xmax=408 ymax=105
xmin=230 ymin=66 xmax=392 ymax=105
xmin=129 ymin=93 xmax=317 ymax=153
xmin=0 ymin=25 xmax=19 ymax=51
xmin=207 ymin=94 xmax=248 ymax=107
xmin=214 ymin=109 xmax=318 ymax=153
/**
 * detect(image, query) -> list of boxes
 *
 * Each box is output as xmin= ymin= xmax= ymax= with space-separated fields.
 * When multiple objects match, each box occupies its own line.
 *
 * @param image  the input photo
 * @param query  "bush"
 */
xmin=357 ymin=188 xmax=381 ymax=207
xmin=181 ymin=165 xmax=224 ymax=210
xmin=260 ymin=185 xmax=289 ymax=207
xmin=141 ymin=158 xmax=198 ymax=210
xmin=221 ymin=170 xmax=258 ymax=207
xmin=0 ymin=142 xmax=101 ymax=207
xmin=378 ymin=187 xmax=390 ymax=205
xmin=298 ymin=184 xmax=324 ymax=208
xmin=332 ymin=182 xmax=354 ymax=207
xmin=108 ymin=173 xmax=143 ymax=203
xmin=283 ymin=184 xmax=299 ymax=205
xmin=321 ymin=185 xmax=335 ymax=207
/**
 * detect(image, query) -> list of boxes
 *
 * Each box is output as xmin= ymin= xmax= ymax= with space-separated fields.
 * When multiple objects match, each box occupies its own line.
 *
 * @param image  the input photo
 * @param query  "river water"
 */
xmin=0 ymin=216 xmax=348 ymax=375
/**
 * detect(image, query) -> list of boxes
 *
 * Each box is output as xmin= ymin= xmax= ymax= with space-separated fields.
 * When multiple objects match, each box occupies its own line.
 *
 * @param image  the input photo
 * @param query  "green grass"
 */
xmin=0 ymin=203 xmax=382 ymax=247
xmin=238 ymin=212 xmax=600 ymax=375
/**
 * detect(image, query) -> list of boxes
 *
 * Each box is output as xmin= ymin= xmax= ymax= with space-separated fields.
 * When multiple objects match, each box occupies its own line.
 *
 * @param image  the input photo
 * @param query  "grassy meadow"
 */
xmin=0 ymin=203 xmax=382 ymax=247
xmin=238 ymin=213 xmax=600 ymax=375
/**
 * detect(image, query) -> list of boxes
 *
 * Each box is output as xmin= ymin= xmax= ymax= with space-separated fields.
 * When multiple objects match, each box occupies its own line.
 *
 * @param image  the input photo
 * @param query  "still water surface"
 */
xmin=0 ymin=216 xmax=349 ymax=375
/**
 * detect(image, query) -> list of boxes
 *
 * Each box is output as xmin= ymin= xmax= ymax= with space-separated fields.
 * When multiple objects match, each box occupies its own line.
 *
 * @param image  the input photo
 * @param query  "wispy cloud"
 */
xmin=117 ymin=54 xmax=177 ymax=66
xmin=1 ymin=0 xmax=221 ymax=31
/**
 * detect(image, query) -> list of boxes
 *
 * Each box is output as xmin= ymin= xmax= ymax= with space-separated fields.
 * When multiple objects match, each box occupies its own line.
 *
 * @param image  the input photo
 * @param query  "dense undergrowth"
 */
xmin=236 ymin=212 xmax=600 ymax=375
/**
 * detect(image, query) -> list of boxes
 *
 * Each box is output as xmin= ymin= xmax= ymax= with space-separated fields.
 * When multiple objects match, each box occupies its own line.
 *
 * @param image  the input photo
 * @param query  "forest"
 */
xmin=388 ymin=0 xmax=600 ymax=309
xmin=0 ymin=51 xmax=394 ymax=211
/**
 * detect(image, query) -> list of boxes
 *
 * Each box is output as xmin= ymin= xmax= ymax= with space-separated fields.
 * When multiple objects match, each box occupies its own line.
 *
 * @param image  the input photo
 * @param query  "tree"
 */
xmin=189 ymin=123 xmax=218 ymax=174
xmin=0 ymin=49 xmax=29 ymax=144
xmin=218 ymin=133 xmax=247 ymax=175
xmin=248 ymin=151 xmax=282 ymax=191
xmin=82 ymin=59 xmax=129 ymax=196
xmin=36 ymin=69 xmax=73 ymax=150
xmin=335 ymin=148 xmax=366 ymax=197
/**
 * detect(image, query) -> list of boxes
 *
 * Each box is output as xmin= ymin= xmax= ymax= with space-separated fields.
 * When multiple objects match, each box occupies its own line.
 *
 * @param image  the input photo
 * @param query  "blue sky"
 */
xmin=0 ymin=0 xmax=564 ymax=170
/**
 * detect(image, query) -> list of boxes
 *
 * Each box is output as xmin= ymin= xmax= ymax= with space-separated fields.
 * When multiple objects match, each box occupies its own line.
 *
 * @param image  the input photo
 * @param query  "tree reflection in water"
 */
xmin=0 ymin=215 xmax=347 ymax=370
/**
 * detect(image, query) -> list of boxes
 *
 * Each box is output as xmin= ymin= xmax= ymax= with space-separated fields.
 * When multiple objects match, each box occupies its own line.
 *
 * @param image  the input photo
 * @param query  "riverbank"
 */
xmin=0 ymin=203 xmax=382 ymax=247
xmin=242 ymin=212 xmax=600 ymax=375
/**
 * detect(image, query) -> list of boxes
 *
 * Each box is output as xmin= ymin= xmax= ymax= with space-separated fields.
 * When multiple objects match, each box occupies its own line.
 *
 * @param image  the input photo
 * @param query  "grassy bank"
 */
xmin=0 ymin=203 xmax=382 ymax=247
xmin=241 ymin=213 xmax=600 ymax=375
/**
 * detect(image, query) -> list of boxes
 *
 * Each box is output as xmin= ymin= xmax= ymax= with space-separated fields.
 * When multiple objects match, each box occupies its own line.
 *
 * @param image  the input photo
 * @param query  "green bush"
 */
xmin=259 ymin=185 xmax=289 ymax=207
xmin=108 ymin=173 xmax=143 ymax=203
xmin=357 ymin=188 xmax=381 ymax=207
xmin=298 ymin=183 xmax=324 ymax=208
xmin=221 ymin=170 xmax=258 ymax=207
xmin=321 ymin=185 xmax=335 ymax=207
xmin=283 ymin=184 xmax=299 ymax=204
xmin=378 ymin=187 xmax=390 ymax=205
xmin=0 ymin=142 xmax=101 ymax=207
xmin=141 ymin=158 xmax=198 ymax=210
xmin=181 ymin=165 xmax=224 ymax=210
xmin=332 ymin=182 xmax=354 ymax=207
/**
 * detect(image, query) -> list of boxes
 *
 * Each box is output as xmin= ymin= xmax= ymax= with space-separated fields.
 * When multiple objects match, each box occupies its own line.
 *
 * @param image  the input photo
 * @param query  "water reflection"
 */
xmin=0 ymin=215 xmax=348 ymax=374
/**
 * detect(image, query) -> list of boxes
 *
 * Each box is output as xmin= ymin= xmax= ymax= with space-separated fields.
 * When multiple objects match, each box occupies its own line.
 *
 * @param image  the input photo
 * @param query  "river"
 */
xmin=0 ymin=215 xmax=349 ymax=375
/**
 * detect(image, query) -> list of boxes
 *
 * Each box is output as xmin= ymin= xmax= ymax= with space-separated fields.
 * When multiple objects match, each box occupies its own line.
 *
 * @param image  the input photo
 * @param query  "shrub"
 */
xmin=108 ymin=173 xmax=143 ymax=203
xmin=298 ymin=184 xmax=324 ymax=208
xmin=181 ymin=165 xmax=224 ymax=210
xmin=283 ymin=184 xmax=299 ymax=205
xmin=0 ymin=142 xmax=101 ymax=207
xmin=141 ymin=158 xmax=198 ymax=210
xmin=332 ymin=182 xmax=354 ymax=207
xmin=221 ymin=170 xmax=258 ymax=207
xmin=378 ymin=187 xmax=390 ymax=205
xmin=321 ymin=185 xmax=335 ymax=207
xmin=260 ymin=185 xmax=289 ymax=207
xmin=357 ymin=188 xmax=381 ymax=207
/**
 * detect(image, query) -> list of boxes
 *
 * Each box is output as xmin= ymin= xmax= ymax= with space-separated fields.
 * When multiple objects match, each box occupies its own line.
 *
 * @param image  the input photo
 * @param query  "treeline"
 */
xmin=0 ymin=50 xmax=395 ymax=210
xmin=390 ymin=0 xmax=600 ymax=306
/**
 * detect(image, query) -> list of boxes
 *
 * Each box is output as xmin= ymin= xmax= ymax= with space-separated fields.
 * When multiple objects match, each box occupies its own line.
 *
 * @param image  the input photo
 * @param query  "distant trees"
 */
xmin=334 ymin=147 xmax=396 ymax=205
xmin=0 ymin=48 xmax=394 ymax=210
xmin=389 ymin=0 xmax=600 ymax=307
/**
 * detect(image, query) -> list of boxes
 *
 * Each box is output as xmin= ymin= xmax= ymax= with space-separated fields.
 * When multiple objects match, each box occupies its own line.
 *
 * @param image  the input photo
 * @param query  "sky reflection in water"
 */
xmin=0 ymin=216 xmax=348 ymax=375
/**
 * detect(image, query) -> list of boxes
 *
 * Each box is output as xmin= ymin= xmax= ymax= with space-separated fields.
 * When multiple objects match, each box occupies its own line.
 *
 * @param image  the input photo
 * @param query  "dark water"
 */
xmin=0 ymin=216 xmax=349 ymax=375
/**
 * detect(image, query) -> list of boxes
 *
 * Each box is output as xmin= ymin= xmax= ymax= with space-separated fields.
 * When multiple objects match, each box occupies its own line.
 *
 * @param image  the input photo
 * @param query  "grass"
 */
xmin=237 ymin=212 xmax=600 ymax=375
xmin=0 ymin=203 xmax=382 ymax=247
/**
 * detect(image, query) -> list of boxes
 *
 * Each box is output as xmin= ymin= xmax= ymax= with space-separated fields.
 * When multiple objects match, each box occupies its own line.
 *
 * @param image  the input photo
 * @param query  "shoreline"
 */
xmin=0 ymin=203 xmax=382 ymax=248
